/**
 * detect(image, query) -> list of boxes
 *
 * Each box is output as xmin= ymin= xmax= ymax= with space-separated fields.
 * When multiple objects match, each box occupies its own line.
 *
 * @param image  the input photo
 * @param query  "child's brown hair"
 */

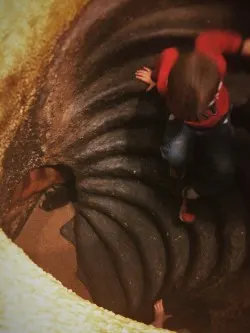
xmin=166 ymin=52 xmax=221 ymax=122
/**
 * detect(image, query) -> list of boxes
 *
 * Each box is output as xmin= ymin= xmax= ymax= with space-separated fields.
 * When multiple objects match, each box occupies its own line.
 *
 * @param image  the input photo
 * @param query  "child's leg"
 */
xmin=160 ymin=120 xmax=194 ymax=178
xmin=179 ymin=118 xmax=234 ymax=223
xmin=194 ymin=120 xmax=234 ymax=197
xmin=160 ymin=120 xmax=196 ymax=223
xmin=179 ymin=187 xmax=200 ymax=223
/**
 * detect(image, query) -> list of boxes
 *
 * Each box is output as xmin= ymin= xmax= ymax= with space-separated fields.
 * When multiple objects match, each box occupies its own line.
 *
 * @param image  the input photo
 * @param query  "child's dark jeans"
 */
xmin=160 ymin=115 xmax=235 ymax=197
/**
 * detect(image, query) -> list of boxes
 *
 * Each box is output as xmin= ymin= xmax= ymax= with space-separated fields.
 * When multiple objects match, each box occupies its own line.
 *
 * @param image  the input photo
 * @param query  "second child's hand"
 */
xmin=152 ymin=299 xmax=173 ymax=328
xmin=135 ymin=67 xmax=156 ymax=91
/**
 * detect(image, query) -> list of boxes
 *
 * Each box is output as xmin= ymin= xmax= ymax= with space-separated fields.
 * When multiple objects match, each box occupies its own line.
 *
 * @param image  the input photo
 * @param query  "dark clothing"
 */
xmin=161 ymin=114 xmax=235 ymax=197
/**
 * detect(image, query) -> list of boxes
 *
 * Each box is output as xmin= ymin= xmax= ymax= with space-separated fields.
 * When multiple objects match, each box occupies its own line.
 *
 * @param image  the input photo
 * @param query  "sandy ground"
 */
xmin=15 ymin=203 xmax=91 ymax=301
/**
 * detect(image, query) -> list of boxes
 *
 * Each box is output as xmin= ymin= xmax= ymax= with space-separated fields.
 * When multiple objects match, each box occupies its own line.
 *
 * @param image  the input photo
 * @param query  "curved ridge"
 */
xmin=79 ymin=206 xmax=145 ymax=313
xmin=77 ymin=176 xmax=190 ymax=288
xmin=79 ymin=155 xmax=168 ymax=188
xmin=74 ymin=212 xmax=127 ymax=315
xmin=77 ymin=192 xmax=166 ymax=300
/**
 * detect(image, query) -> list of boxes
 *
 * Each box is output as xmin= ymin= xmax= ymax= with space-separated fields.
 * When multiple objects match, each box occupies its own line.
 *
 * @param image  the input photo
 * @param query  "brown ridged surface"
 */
xmin=1 ymin=0 xmax=250 ymax=332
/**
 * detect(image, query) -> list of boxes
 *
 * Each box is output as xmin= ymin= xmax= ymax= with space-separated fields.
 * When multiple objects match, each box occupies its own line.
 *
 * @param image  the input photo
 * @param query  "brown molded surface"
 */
xmin=2 ymin=0 xmax=250 ymax=331
xmin=15 ymin=202 xmax=91 ymax=301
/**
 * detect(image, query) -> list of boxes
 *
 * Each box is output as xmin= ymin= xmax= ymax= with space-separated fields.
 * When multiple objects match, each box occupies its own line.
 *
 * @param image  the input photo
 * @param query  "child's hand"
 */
xmin=242 ymin=38 xmax=250 ymax=56
xmin=154 ymin=299 xmax=172 ymax=320
xmin=135 ymin=67 xmax=156 ymax=91
xmin=152 ymin=299 xmax=173 ymax=328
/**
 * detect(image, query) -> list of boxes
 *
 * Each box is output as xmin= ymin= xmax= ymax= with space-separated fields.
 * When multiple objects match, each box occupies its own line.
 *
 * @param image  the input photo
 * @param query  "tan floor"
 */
xmin=15 ymin=203 xmax=91 ymax=300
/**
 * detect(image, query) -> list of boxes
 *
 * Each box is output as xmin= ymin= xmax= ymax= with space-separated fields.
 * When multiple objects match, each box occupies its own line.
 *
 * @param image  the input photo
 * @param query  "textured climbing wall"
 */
xmin=1 ymin=0 xmax=250 ymax=332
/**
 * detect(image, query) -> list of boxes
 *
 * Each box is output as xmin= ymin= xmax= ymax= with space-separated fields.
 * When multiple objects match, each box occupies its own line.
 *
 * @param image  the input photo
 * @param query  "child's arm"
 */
xmin=135 ymin=48 xmax=178 ymax=94
xmin=151 ymin=299 xmax=172 ymax=328
xmin=154 ymin=48 xmax=179 ymax=95
xmin=151 ymin=55 xmax=162 ymax=82
xmin=134 ymin=51 xmax=167 ymax=92
xmin=135 ymin=66 xmax=156 ymax=91
xmin=196 ymin=30 xmax=250 ymax=56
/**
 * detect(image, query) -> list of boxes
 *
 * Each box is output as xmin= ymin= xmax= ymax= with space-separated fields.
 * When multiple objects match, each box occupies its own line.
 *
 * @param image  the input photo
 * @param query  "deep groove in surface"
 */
xmin=79 ymin=208 xmax=144 ymax=314
xmin=77 ymin=194 xmax=166 ymax=301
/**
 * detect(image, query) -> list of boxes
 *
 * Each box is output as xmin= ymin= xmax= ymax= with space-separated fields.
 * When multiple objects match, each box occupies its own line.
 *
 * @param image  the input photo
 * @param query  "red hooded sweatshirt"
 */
xmin=153 ymin=30 xmax=243 ymax=128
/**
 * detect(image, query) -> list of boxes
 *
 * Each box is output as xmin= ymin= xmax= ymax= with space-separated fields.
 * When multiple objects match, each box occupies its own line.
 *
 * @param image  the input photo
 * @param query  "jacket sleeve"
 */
xmin=151 ymin=54 xmax=162 ymax=82
xmin=155 ymin=48 xmax=179 ymax=95
xmin=195 ymin=30 xmax=243 ymax=55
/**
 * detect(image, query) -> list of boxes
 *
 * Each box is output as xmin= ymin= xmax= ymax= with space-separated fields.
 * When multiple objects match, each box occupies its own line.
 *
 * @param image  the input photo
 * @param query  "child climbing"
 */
xmin=135 ymin=30 xmax=250 ymax=223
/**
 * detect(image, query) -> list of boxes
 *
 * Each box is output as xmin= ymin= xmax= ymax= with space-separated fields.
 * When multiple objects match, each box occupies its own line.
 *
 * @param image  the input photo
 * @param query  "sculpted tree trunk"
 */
xmin=1 ymin=0 xmax=250 ymax=332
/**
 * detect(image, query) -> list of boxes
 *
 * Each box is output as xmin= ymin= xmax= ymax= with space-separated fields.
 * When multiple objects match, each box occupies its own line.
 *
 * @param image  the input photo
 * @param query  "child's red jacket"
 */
xmin=153 ymin=30 xmax=243 ymax=128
